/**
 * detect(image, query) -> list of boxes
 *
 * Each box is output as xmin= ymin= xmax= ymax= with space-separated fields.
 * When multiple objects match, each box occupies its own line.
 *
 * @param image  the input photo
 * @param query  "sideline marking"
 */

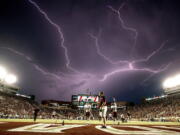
xmin=8 ymin=123 xmax=85 ymax=133
xmin=152 ymin=126 xmax=180 ymax=130
xmin=96 ymin=125 xmax=180 ymax=134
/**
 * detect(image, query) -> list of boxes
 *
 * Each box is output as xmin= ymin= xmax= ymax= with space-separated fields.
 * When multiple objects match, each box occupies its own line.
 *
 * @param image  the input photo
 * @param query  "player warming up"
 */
xmin=98 ymin=91 xmax=107 ymax=128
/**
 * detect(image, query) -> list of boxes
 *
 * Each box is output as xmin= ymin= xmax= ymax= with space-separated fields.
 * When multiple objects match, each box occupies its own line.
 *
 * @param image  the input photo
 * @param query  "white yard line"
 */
xmin=95 ymin=125 xmax=180 ymax=135
xmin=8 ymin=123 xmax=86 ymax=133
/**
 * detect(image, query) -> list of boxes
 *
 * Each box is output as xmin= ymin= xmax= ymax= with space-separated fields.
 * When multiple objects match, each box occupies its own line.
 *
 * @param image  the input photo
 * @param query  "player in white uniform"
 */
xmin=120 ymin=113 xmax=125 ymax=123
xmin=84 ymin=102 xmax=91 ymax=120
xmin=111 ymin=98 xmax=118 ymax=121
xmin=52 ymin=110 xmax=56 ymax=119
xmin=99 ymin=92 xmax=107 ymax=128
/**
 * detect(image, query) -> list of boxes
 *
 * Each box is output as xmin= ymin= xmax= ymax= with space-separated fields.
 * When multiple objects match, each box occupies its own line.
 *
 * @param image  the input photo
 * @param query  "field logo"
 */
xmin=96 ymin=125 xmax=180 ymax=135
xmin=8 ymin=123 xmax=85 ymax=133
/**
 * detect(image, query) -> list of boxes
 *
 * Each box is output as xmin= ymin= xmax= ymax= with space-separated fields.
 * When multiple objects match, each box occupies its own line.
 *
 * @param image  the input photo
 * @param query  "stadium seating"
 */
xmin=0 ymin=91 xmax=179 ymax=122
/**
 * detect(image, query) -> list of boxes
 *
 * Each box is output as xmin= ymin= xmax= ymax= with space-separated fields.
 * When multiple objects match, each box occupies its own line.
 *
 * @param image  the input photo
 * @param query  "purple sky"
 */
xmin=0 ymin=0 xmax=180 ymax=102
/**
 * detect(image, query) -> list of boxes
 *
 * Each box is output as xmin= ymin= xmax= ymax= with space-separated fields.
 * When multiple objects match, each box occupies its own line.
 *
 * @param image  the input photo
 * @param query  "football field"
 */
xmin=0 ymin=119 xmax=179 ymax=135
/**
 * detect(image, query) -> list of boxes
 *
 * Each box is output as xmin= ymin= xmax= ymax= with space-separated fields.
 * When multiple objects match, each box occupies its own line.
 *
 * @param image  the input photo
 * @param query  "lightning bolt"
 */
xmin=89 ymin=31 xmax=168 ymax=65
xmin=88 ymin=3 xmax=172 ymax=82
xmin=108 ymin=3 xmax=138 ymax=58
xmin=0 ymin=47 xmax=64 ymax=80
xmin=89 ymin=31 xmax=171 ymax=82
xmin=100 ymin=63 xmax=171 ymax=82
xmin=0 ymin=47 xmax=33 ymax=61
xmin=96 ymin=38 xmax=171 ymax=81
xmin=88 ymin=31 xmax=129 ymax=65
xmin=0 ymin=47 xmax=97 ymax=92
xmin=132 ymin=40 xmax=169 ymax=64
xmin=4 ymin=0 xmax=173 ymax=95
xmin=28 ymin=0 xmax=168 ymax=84
xmin=140 ymin=73 xmax=156 ymax=85
xmin=140 ymin=63 xmax=170 ymax=85
xmin=27 ymin=0 xmax=79 ymax=73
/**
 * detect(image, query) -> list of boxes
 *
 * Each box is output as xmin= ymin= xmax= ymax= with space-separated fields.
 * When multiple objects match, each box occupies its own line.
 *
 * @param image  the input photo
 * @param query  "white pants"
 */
xmin=99 ymin=106 xmax=107 ymax=118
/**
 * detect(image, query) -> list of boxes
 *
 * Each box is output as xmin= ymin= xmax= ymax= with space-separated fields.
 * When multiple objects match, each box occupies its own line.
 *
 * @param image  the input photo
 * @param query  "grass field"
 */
xmin=0 ymin=118 xmax=179 ymax=125
xmin=0 ymin=119 xmax=180 ymax=135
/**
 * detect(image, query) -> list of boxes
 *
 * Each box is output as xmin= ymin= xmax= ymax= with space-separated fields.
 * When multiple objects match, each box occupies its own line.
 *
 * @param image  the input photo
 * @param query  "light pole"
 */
xmin=0 ymin=66 xmax=17 ymax=92
xmin=0 ymin=66 xmax=7 ymax=91
xmin=5 ymin=74 xmax=17 ymax=84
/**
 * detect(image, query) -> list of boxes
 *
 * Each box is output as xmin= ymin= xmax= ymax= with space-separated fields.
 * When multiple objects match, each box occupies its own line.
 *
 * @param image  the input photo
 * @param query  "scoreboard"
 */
xmin=71 ymin=94 xmax=99 ymax=108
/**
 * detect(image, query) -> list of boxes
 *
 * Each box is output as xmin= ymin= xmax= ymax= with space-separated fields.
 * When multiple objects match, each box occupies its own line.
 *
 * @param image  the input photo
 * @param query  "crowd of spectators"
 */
xmin=0 ymin=91 xmax=179 ymax=122
xmin=0 ymin=91 xmax=38 ymax=119
xmin=126 ymin=95 xmax=180 ymax=122
xmin=0 ymin=91 xmax=85 ymax=119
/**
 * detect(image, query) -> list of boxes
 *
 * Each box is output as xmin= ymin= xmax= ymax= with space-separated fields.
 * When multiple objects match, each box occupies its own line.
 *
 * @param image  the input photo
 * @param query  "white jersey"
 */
xmin=52 ymin=111 xmax=56 ymax=116
xmin=109 ymin=113 xmax=113 ymax=118
xmin=84 ymin=104 xmax=91 ymax=112
xmin=111 ymin=103 xmax=117 ymax=112
xmin=121 ymin=114 xmax=125 ymax=118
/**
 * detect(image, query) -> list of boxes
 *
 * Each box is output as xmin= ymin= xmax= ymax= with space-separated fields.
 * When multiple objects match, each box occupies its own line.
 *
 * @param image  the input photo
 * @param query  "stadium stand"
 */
xmin=0 ymin=91 xmax=179 ymax=122
xmin=126 ymin=95 xmax=180 ymax=122
xmin=0 ymin=91 xmax=38 ymax=119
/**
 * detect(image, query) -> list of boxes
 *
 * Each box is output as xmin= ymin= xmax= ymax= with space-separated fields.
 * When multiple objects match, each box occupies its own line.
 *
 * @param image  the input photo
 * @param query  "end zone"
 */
xmin=8 ymin=123 xmax=85 ymax=133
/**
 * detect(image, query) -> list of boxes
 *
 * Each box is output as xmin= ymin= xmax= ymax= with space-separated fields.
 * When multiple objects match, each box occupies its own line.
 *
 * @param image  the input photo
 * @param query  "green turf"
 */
xmin=0 ymin=119 xmax=179 ymax=125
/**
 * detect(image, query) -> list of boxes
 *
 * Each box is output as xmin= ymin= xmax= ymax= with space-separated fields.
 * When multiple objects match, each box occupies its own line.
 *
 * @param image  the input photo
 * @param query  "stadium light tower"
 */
xmin=163 ymin=77 xmax=174 ymax=88
xmin=5 ymin=74 xmax=17 ymax=84
xmin=0 ymin=65 xmax=17 ymax=84
xmin=163 ymin=74 xmax=180 ymax=89
xmin=0 ymin=66 xmax=7 ymax=80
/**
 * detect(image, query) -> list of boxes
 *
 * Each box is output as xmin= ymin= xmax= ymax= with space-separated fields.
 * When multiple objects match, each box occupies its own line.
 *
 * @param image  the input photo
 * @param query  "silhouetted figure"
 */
xmin=62 ymin=120 xmax=65 ymax=126
xmin=33 ymin=108 xmax=40 ymax=122
xmin=127 ymin=112 xmax=131 ymax=121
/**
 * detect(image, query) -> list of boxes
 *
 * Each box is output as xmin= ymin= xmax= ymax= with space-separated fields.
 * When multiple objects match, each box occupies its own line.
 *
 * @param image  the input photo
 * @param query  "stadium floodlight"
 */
xmin=0 ymin=66 xmax=7 ymax=80
xmin=163 ymin=79 xmax=169 ymax=88
xmin=5 ymin=74 xmax=17 ymax=84
xmin=163 ymin=74 xmax=180 ymax=88
xmin=174 ymin=74 xmax=180 ymax=86
xmin=163 ymin=77 xmax=176 ymax=88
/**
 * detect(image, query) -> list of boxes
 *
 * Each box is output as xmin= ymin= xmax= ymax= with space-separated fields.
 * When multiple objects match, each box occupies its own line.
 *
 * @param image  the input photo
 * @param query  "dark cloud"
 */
xmin=0 ymin=0 xmax=180 ymax=103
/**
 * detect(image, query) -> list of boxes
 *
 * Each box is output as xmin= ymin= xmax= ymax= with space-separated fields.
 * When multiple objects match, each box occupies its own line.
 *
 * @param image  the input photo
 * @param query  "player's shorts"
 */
xmin=113 ymin=112 xmax=117 ymax=118
xmin=121 ymin=117 xmax=125 ymax=122
xmin=99 ymin=106 xmax=107 ymax=118
xmin=86 ymin=112 xmax=90 ymax=117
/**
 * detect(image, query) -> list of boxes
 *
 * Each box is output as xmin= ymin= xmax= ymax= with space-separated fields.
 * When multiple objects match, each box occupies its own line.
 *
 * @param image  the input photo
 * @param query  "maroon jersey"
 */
xmin=99 ymin=96 xmax=106 ymax=107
